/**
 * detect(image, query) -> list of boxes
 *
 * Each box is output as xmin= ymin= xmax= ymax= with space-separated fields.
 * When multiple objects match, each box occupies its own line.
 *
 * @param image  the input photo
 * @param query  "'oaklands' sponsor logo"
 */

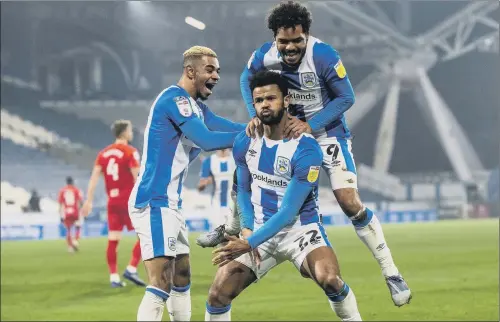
xmin=289 ymin=92 xmax=317 ymax=101
xmin=251 ymin=173 xmax=288 ymax=187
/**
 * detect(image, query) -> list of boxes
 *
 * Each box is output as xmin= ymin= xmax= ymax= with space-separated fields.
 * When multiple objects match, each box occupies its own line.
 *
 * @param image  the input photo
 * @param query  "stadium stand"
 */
xmin=2 ymin=102 xmax=143 ymax=150
xmin=1 ymin=180 xmax=59 ymax=214
xmin=0 ymin=138 xmax=105 ymax=205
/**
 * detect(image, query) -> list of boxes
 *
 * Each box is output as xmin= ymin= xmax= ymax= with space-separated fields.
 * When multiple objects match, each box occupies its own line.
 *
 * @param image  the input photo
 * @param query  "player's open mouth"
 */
xmin=205 ymin=83 xmax=216 ymax=94
xmin=261 ymin=110 xmax=271 ymax=117
xmin=285 ymin=52 xmax=299 ymax=60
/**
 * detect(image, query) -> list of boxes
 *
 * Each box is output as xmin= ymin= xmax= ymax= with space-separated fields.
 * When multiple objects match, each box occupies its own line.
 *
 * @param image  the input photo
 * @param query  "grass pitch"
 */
xmin=1 ymin=219 xmax=498 ymax=321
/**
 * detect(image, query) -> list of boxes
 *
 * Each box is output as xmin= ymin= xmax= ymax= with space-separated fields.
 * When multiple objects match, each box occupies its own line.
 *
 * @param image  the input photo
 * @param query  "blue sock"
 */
xmin=206 ymin=301 xmax=231 ymax=315
xmin=351 ymin=207 xmax=374 ymax=228
xmin=146 ymin=286 xmax=170 ymax=301
xmin=172 ymin=283 xmax=190 ymax=293
xmin=326 ymin=283 xmax=350 ymax=302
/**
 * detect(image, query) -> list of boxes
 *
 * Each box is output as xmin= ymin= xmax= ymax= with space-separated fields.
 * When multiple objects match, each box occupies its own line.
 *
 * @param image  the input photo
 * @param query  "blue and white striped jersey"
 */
xmin=130 ymin=85 xmax=208 ymax=209
xmin=234 ymin=132 xmax=323 ymax=230
xmin=200 ymin=154 xmax=236 ymax=207
xmin=242 ymin=36 xmax=354 ymax=139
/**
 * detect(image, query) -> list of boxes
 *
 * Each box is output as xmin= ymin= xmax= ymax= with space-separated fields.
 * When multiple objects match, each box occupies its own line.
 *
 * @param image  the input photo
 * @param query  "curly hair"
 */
xmin=267 ymin=1 xmax=312 ymax=36
xmin=250 ymin=71 xmax=288 ymax=97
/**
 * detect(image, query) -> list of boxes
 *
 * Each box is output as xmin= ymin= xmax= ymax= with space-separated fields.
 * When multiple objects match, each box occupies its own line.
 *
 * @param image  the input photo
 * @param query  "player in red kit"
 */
xmin=58 ymin=176 xmax=83 ymax=253
xmin=81 ymin=120 xmax=146 ymax=288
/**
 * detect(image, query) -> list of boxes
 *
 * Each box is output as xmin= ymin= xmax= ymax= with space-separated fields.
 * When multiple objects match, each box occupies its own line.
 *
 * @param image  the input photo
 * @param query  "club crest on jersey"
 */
xmin=276 ymin=156 xmax=291 ymax=176
xmin=334 ymin=60 xmax=347 ymax=79
xmin=174 ymin=96 xmax=192 ymax=117
xmin=307 ymin=166 xmax=320 ymax=183
xmin=301 ymin=72 xmax=316 ymax=88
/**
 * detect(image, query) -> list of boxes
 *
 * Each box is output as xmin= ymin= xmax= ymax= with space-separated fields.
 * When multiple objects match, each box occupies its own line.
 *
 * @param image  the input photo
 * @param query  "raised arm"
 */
xmin=162 ymin=93 xmax=240 ymax=151
xmin=306 ymin=43 xmax=355 ymax=132
xmin=240 ymin=43 xmax=273 ymax=119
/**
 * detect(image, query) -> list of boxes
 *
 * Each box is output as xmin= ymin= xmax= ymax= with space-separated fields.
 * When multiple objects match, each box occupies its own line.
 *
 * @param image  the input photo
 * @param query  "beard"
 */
xmin=258 ymin=107 xmax=285 ymax=125
xmin=281 ymin=48 xmax=306 ymax=65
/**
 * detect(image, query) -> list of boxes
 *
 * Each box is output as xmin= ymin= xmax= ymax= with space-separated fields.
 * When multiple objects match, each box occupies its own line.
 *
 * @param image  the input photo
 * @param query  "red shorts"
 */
xmin=107 ymin=203 xmax=134 ymax=232
xmin=64 ymin=216 xmax=78 ymax=229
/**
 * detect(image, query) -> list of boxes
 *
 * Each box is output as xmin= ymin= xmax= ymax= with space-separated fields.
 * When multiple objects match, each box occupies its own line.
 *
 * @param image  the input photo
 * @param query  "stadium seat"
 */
xmin=2 ymin=102 xmax=143 ymax=150
xmin=0 ymin=138 xmax=106 ymax=206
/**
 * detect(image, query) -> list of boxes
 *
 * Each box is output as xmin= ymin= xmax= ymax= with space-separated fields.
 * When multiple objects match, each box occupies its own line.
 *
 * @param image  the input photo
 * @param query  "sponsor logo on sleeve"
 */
xmin=334 ymin=59 xmax=347 ymax=79
xmin=174 ymin=96 xmax=192 ymax=117
xmin=307 ymin=166 xmax=320 ymax=183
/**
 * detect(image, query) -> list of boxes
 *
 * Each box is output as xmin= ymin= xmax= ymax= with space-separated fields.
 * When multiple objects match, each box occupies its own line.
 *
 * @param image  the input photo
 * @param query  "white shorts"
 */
xmin=235 ymin=222 xmax=332 ymax=280
xmin=318 ymin=137 xmax=358 ymax=190
xmin=129 ymin=205 xmax=189 ymax=260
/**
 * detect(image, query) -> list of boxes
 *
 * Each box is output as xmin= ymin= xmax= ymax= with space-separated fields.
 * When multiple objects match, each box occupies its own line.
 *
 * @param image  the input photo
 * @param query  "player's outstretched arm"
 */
xmin=180 ymin=118 xmax=240 ymax=151
xmin=246 ymin=177 xmax=313 ymax=249
xmin=240 ymin=66 xmax=257 ymax=118
xmin=307 ymin=44 xmax=355 ymax=132
xmin=200 ymin=102 xmax=246 ymax=132
xmin=246 ymin=141 xmax=323 ymax=249
xmin=240 ymin=44 xmax=272 ymax=119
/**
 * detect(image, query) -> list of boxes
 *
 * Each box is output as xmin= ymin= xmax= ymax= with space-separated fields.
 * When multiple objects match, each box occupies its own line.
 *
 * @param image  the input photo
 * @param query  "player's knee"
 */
xmin=207 ymin=284 xmax=232 ymax=307
xmin=336 ymin=192 xmax=363 ymax=217
xmin=207 ymin=274 xmax=240 ymax=307
xmin=149 ymin=275 xmax=170 ymax=293
xmin=173 ymin=265 xmax=191 ymax=287
xmin=320 ymin=273 xmax=344 ymax=294
xmin=147 ymin=258 xmax=175 ymax=292
xmin=108 ymin=231 xmax=122 ymax=241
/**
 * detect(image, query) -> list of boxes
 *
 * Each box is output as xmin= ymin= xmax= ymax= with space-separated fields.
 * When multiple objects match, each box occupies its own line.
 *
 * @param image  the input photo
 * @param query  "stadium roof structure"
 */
xmin=3 ymin=1 xmax=499 ymax=181
xmin=306 ymin=1 xmax=499 ymax=184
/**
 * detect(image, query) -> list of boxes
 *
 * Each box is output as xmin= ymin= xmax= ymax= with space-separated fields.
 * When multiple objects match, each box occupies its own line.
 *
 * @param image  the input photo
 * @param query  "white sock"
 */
xmin=205 ymin=302 xmax=231 ymax=321
xmin=327 ymin=284 xmax=362 ymax=321
xmin=127 ymin=265 xmax=137 ymax=273
xmin=224 ymin=191 xmax=240 ymax=234
xmin=110 ymin=273 xmax=120 ymax=283
xmin=353 ymin=208 xmax=399 ymax=277
xmin=138 ymin=286 xmax=169 ymax=321
xmin=166 ymin=285 xmax=192 ymax=321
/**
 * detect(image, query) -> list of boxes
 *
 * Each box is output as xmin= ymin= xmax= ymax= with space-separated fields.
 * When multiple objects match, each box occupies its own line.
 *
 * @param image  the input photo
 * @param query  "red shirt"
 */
xmin=58 ymin=185 xmax=83 ymax=218
xmin=95 ymin=143 xmax=140 ymax=205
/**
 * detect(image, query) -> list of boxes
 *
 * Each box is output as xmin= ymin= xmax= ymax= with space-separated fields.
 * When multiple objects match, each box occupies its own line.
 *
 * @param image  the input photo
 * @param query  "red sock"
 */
xmin=106 ymin=240 xmax=119 ymax=274
xmin=66 ymin=227 xmax=73 ymax=247
xmin=129 ymin=240 xmax=142 ymax=268
xmin=75 ymin=227 xmax=81 ymax=241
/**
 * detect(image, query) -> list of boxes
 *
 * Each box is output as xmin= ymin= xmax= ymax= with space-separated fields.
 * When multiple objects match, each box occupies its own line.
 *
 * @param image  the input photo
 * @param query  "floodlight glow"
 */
xmin=185 ymin=16 xmax=206 ymax=30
